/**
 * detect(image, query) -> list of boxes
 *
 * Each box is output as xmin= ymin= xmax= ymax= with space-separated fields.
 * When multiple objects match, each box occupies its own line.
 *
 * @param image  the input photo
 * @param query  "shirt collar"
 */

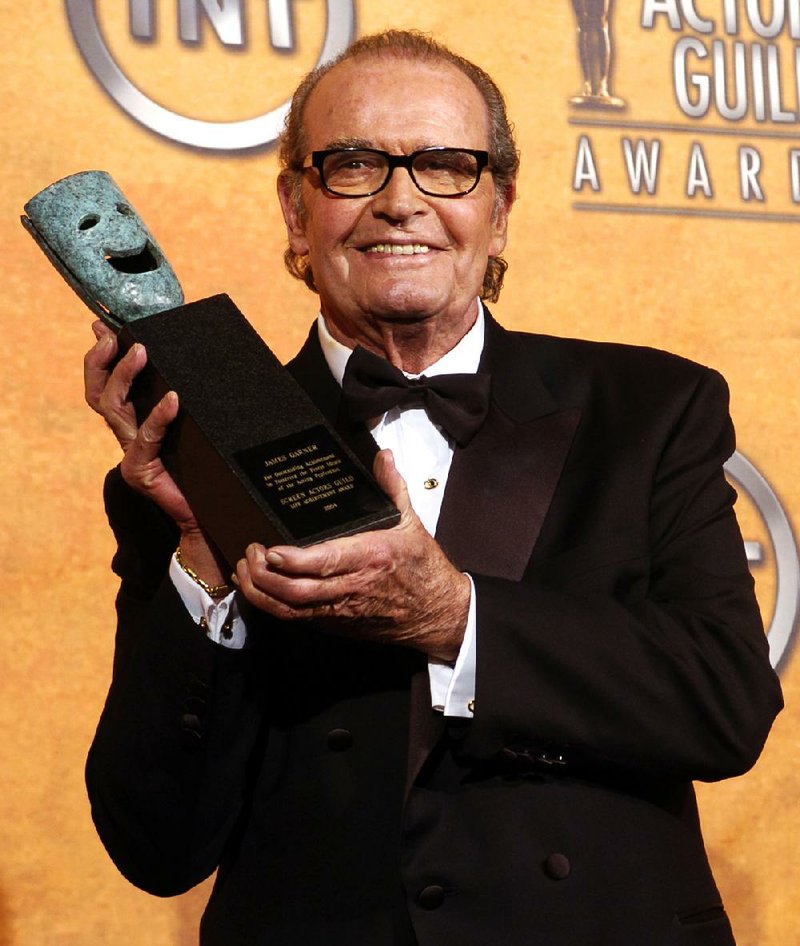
xmin=317 ymin=301 xmax=486 ymax=387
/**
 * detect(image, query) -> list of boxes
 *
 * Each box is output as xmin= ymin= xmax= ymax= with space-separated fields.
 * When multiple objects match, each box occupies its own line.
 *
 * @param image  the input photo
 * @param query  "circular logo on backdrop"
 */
xmin=725 ymin=450 xmax=800 ymax=671
xmin=65 ymin=0 xmax=356 ymax=151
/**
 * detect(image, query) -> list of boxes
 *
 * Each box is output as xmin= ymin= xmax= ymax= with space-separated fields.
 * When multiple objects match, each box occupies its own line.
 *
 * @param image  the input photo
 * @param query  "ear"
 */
xmin=488 ymin=180 xmax=515 ymax=258
xmin=277 ymin=171 xmax=309 ymax=257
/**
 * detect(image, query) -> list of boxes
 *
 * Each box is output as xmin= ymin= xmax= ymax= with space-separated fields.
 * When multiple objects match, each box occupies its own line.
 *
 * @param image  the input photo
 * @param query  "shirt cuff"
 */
xmin=169 ymin=553 xmax=247 ymax=649
xmin=428 ymin=574 xmax=476 ymax=718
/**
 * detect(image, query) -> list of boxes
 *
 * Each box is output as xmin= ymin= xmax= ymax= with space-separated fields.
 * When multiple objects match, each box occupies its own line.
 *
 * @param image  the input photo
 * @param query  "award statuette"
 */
xmin=22 ymin=171 xmax=400 ymax=566
xmin=569 ymin=0 xmax=626 ymax=110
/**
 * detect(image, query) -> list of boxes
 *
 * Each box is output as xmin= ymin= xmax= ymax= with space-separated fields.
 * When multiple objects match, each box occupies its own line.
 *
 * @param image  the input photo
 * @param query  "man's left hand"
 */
xmin=234 ymin=449 xmax=470 ymax=662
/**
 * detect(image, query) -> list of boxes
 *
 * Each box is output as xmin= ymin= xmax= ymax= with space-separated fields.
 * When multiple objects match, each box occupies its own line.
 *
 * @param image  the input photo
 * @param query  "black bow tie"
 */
xmin=341 ymin=346 xmax=491 ymax=447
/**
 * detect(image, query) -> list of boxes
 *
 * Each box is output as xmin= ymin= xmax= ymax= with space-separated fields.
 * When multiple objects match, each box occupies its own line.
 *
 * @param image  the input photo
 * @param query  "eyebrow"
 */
xmin=322 ymin=137 xmax=374 ymax=151
xmin=319 ymin=138 xmax=447 ymax=153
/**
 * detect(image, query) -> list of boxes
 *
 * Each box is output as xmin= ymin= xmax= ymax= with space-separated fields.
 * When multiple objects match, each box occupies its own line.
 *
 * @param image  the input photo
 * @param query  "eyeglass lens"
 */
xmin=321 ymin=149 xmax=483 ymax=196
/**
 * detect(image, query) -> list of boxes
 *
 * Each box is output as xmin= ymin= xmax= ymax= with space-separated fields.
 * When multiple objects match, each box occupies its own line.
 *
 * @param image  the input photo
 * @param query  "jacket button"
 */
xmin=417 ymin=885 xmax=445 ymax=909
xmin=543 ymin=853 xmax=571 ymax=880
xmin=178 ymin=726 xmax=203 ymax=749
xmin=326 ymin=728 xmax=352 ymax=751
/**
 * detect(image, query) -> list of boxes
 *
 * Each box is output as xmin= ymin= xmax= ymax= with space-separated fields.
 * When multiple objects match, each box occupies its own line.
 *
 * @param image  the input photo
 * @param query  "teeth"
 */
xmin=365 ymin=243 xmax=431 ymax=255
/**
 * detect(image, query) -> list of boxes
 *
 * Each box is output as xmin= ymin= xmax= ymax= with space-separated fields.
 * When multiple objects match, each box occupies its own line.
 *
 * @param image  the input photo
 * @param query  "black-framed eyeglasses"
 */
xmin=303 ymin=147 xmax=491 ymax=198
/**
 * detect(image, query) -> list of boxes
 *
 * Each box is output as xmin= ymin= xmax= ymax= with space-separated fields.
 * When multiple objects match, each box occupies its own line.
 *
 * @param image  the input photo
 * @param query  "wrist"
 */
xmin=175 ymin=532 xmax=231 ymax=599
xmin=427 ymin=573 xmax=470 ymax=662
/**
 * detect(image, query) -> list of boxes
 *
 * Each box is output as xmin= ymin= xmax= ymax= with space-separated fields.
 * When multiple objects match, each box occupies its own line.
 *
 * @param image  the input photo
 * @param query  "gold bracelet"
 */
xmin=175 ymin=545 xmax=233 ymax=599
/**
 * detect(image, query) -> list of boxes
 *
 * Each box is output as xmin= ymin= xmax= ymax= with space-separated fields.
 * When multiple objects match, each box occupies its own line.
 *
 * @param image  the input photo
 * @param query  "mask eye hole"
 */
xmin=116 ymin=203 xmax=133 ymax=216
xmin=78 ymin=214 xmax=100 ymax=231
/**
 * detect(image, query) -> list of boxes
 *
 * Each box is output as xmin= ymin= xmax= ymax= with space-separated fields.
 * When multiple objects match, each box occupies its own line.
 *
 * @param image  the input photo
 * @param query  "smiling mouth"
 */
xmin=105 ymin=242 xmax=160 ymax=274
xmin=363 ymin=243 xmax=432 ymax=255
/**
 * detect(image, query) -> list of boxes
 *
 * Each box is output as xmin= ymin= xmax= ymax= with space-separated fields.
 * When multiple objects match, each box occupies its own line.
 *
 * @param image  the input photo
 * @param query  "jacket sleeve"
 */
xmin=85 ymin=469 xmax=267 ymax=896
xmin=459 ymin=367 xmax=783 ymax=782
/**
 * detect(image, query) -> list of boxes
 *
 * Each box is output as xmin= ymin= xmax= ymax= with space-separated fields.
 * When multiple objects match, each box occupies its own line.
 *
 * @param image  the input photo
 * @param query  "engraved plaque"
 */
xmin=234 ymin=427 xmax=390 ymax=543
xmin=115 ymin=294 xmax=400 ymax=565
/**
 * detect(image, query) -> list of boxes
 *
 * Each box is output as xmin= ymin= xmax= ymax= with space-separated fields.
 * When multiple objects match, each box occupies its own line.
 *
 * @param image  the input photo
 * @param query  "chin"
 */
xmin=364 ymin=287 xmax=449 ymax=322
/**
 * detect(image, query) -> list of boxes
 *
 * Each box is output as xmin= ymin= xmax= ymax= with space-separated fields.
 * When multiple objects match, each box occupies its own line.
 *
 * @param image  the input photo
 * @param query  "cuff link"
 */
xmin=198 ymin=613 xmax=234 ymax=641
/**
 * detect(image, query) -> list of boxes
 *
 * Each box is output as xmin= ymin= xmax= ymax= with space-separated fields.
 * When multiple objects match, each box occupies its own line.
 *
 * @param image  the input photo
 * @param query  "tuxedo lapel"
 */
xmin=408 ymin=314 xmax=580 ymax=794
xmin=286 ymin=325 xmax=380 ymax=469
xmin=285 ymin=316 xmax=581 ymax=796
xmin=285 ymin=325 xmax=340 ymax=420
xmin=435 ymin=313 xmax=580 ymax=581
xmin=286 ymin=326 xmax=433 ymax=794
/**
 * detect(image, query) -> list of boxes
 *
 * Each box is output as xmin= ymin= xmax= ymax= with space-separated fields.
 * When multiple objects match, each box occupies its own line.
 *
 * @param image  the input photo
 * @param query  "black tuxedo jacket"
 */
xmin=86 ymin=312 xmax=782 ymax=946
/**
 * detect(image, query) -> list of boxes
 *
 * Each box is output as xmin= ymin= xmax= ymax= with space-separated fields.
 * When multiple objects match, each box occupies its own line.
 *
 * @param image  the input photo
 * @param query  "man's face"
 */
xmin=279 ymin=55 xmax=511 ymax=355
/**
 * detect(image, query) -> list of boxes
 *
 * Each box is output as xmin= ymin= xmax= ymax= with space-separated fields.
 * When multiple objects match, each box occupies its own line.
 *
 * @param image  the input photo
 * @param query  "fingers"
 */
xmin=247 ymin=450 xmax=417 ymax=589
xmin=91 ymin=319 xmax=114 ymax=341
xmin=239 ymin=541 xmax=346 ymax=592
xmin=121 ymin=390 xmax=179 ymax=486
xmin=84 ymin=330 xmax=118 ymax=412
xmin=233 ymin=452 xmax=422 ymax=621
xmin=101 ymin=343 xmax=147 ymax=411
xmin=85 ymin=326 xmax=197 ymax=528
xmin=234 ymin=545 xmax=326 ymax=619
xmin=235 ymin=539 xmax=377 ymax=616
xmin=117 ymin=390 xmax=198 ymax=527
xmin=234 ymin=532 xmax=468 ymax=657
xmin=90 ymin=339 xmax=148 ymax=448
xmin=233 ymin=510 xmax=468 ymax=657
xmin=258 ymin=530 xmax=393 ymax=581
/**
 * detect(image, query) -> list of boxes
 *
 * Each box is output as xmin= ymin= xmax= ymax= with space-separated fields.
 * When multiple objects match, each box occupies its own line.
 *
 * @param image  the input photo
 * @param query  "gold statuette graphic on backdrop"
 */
xmin=570 ymin=0 xmax=626 ymax=110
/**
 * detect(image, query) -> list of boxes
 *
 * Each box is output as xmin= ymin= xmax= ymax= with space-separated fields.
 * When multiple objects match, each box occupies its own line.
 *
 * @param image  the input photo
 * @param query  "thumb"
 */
xmin=373 ymin=448 xmax=414 ymax=520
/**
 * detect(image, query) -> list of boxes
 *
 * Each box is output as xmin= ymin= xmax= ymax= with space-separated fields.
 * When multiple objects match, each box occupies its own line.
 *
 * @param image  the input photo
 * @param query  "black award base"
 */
xmin=118 ymin=294 xmax=399 ymax=567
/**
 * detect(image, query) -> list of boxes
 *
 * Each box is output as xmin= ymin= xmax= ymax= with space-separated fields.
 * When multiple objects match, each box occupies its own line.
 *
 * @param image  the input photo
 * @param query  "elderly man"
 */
xmin=84 ymin=30 xmax=781 ymax=946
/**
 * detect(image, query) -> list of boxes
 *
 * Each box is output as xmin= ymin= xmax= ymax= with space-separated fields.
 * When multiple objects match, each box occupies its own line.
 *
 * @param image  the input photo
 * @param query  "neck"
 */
xmin=323 ymin=303 xmax=479 ymax=374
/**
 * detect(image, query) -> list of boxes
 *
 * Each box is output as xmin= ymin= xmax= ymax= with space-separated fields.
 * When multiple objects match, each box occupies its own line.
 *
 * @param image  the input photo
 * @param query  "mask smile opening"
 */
xmin=105 ymin=243 xmax=159 ymax=274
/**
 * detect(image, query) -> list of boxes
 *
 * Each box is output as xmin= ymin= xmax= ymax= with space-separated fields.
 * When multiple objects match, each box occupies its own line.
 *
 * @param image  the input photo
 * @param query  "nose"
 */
xmin=370 ymin=165 xmax=426 ymax=222
xmin=99 ymin=206 xmax=150 ymax=255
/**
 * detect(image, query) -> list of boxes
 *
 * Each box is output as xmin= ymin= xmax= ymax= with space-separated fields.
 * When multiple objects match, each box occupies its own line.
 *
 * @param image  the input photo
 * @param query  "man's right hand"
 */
xmin=84 ymin=321 xmax=227 ymax=585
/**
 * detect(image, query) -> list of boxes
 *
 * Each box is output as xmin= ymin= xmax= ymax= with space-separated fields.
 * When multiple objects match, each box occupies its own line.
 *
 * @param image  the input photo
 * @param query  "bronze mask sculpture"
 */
xmin=22 ymin=170 xmax=183 ymax=327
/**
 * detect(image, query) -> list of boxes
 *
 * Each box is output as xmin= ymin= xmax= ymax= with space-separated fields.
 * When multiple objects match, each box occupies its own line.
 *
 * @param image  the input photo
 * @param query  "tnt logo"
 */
xmin=725 ymin=450 xmax=800 ymax=671
xmin=128 ymin=0 xmax=296 ymax=49
xmin=66 ymin=0 xmax=356 ymax=150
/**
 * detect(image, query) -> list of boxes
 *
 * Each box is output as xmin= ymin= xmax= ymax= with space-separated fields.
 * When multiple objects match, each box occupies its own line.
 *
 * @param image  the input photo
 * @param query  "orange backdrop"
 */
xmin=2 ymin=4 xmax=797 ymax=944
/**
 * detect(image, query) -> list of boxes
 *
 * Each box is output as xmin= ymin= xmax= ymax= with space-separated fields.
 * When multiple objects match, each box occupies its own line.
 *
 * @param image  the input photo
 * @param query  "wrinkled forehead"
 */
xmin=302 ymin=53 xmax=491 ymax=151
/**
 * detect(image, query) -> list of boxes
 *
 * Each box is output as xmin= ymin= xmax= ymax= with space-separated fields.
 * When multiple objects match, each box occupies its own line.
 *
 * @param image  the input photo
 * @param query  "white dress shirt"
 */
xmin=170 ymin=306 xmax=486 ymax=717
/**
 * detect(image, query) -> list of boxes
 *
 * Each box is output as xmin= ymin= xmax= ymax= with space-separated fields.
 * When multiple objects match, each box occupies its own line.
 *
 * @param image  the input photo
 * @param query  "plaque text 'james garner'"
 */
xmin=235 ymin=426 xmax=389 ymax=543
